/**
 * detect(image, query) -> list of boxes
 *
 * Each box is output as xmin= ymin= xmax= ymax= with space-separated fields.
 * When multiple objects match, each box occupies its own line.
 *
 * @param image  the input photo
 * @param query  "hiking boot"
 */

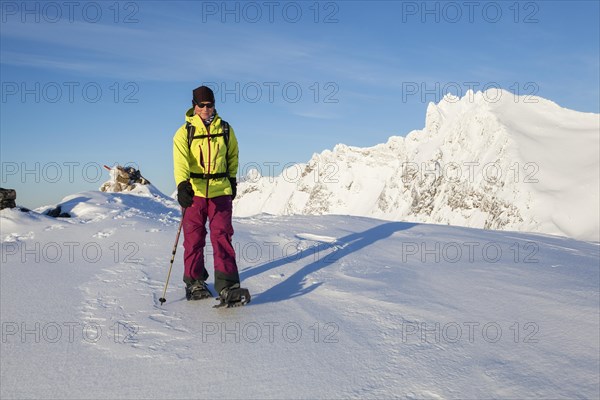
xmin=185 ymin=280 xmax=212 ymax=301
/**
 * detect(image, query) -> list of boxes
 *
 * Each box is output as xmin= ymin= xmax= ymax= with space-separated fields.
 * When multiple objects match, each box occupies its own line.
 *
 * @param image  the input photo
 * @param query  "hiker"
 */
xmin=173 ymin=85 xmax=250 ymax=307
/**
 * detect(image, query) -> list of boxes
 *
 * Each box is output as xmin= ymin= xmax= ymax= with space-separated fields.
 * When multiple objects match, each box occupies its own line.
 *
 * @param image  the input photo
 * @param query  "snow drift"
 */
xmin=235 ymin=89 xmax=600 ymax=242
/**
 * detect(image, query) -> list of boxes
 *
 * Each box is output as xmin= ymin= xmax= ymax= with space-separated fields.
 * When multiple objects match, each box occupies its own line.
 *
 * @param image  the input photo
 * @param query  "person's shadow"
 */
xmin=241 ymin=221 xmax=416 ymax=305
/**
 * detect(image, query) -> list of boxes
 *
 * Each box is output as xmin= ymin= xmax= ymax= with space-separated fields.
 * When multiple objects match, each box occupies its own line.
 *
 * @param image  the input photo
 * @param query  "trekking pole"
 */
xmin=159 ymin=208 xmax=186 ymax=305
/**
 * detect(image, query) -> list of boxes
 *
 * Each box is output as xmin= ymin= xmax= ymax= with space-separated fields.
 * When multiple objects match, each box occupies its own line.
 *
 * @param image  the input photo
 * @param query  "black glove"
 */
xmin=229 ymin=177 xmax=237 ymax=200
xmin=177 ymin=181 xmax=194 ymax=208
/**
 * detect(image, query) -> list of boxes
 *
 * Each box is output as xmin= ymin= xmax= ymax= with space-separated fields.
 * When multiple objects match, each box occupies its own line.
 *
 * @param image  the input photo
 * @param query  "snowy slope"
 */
xmin=235 ymin=89 xmax=600 ymax=242
xmin=1 ymin=190 xmax=599 ymax=399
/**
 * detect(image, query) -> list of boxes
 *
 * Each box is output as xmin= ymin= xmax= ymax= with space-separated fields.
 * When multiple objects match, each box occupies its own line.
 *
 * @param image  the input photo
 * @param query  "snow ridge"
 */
xmin=235 ymin=89 xmax=600 ymax=241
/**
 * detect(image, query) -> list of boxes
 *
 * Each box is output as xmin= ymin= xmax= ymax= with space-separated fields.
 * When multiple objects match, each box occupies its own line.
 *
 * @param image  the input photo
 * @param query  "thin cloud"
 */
xmin=1 ymin=20 xmax=326 ymax=82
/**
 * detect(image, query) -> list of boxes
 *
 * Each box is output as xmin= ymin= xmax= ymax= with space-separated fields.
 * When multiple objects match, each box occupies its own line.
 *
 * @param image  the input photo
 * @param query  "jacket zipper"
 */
xmin=205 ymin=124 xmax=211 ymax=197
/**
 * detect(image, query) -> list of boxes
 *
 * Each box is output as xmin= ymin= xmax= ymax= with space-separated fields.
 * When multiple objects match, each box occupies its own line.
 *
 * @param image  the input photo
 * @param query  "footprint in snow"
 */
xmin=407 ymin=390 xmax=445 ymax=400
xmin=2 ymin=231 xmax=35 ymax=242
xmin=93 ymin=230 xmax=115 ymax=238
xmin=44 ymin=224 xmax=65 ymax=231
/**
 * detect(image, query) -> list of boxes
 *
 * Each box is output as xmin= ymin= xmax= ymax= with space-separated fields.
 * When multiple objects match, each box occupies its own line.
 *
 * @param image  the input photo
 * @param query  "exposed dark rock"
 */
xmin=45 ymin=205 xmax=71 ymax=218
xmin=0 ymin=188 xmax=17 ymax=210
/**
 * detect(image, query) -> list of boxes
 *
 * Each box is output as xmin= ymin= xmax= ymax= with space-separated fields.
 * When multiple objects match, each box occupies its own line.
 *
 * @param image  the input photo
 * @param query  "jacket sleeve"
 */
xmin=227 ymin=125 xmax=239 ymax=179
xmin=173 ymin=125 xmax=190 ymax=185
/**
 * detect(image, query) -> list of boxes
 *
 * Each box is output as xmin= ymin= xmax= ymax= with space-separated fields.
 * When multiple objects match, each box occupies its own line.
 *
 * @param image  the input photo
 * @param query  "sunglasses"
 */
xmin=194 ymin=102 xmax=214 ymax=109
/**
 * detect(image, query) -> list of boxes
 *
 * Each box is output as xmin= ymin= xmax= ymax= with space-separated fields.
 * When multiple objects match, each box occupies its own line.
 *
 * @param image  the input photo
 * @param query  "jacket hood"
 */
xmin=185 ymin=107 xmax=195 ymax=119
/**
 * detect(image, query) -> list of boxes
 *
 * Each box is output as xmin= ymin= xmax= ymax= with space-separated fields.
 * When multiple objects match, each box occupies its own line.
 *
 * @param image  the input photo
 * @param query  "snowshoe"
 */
xmin=185 ymin=281 xmax=213 ymax=301
xmin=213 ymin=284 xmax=251 ymax=308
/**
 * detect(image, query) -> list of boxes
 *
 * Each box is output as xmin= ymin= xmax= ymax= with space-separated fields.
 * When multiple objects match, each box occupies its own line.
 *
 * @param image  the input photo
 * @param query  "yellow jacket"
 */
xmin=173 ymin=108 xmax=238 ymax=198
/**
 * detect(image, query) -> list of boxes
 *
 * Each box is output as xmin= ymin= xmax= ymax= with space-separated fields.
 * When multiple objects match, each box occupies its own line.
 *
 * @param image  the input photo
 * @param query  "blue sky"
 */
xmin=1 ymin=0 xmax=599 ymax=209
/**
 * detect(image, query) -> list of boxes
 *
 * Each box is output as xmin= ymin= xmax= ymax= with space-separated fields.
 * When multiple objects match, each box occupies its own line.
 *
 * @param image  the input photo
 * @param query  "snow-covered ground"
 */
xmin=1 ymin=188 xmax=598 ymax=399
xmin=235 ymin=89 xmax=600 ymax=242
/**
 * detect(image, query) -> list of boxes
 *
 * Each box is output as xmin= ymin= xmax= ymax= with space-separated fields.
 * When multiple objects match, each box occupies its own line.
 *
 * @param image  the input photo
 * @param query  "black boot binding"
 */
xmin=214 ymin=284 xmax=251 ymax=308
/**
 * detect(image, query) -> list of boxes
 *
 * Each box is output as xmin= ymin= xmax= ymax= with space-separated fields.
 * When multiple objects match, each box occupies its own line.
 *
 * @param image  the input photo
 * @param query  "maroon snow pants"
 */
xmin=182 ymin=195 xmax=239 ymax=294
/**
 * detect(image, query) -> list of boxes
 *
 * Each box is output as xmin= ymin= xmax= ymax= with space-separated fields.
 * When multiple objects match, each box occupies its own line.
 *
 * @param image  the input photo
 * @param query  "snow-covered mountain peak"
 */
xmin=235 ymin=90 xmax=599 ymax=241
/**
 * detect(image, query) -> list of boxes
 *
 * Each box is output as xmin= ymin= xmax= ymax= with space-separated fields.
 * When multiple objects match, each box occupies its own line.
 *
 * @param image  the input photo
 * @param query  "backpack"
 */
xmin=185 ymin=120 xmax=231 ymax=180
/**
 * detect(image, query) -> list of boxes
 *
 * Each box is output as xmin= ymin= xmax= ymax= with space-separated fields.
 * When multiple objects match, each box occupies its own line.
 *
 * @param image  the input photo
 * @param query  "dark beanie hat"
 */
xmin=193 ymin=86 xmax=215 ymax=104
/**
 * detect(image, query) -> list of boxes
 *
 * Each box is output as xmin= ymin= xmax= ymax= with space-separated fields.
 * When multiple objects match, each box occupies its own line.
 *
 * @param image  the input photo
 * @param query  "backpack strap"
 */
xmin=221 ymin=120 xmax=230 ymax=147
xmin=222 ymin=121 xmax=230 ymax=177
xmin=186 ymin=120 xmax=229 ymax=149
xmin=186 ymin=122 xmax=195 ymax=150
xmin=189 ymin=172 xmax=229 ymax=179
xmin=186 ymin=120 xmax=232 ymax=180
